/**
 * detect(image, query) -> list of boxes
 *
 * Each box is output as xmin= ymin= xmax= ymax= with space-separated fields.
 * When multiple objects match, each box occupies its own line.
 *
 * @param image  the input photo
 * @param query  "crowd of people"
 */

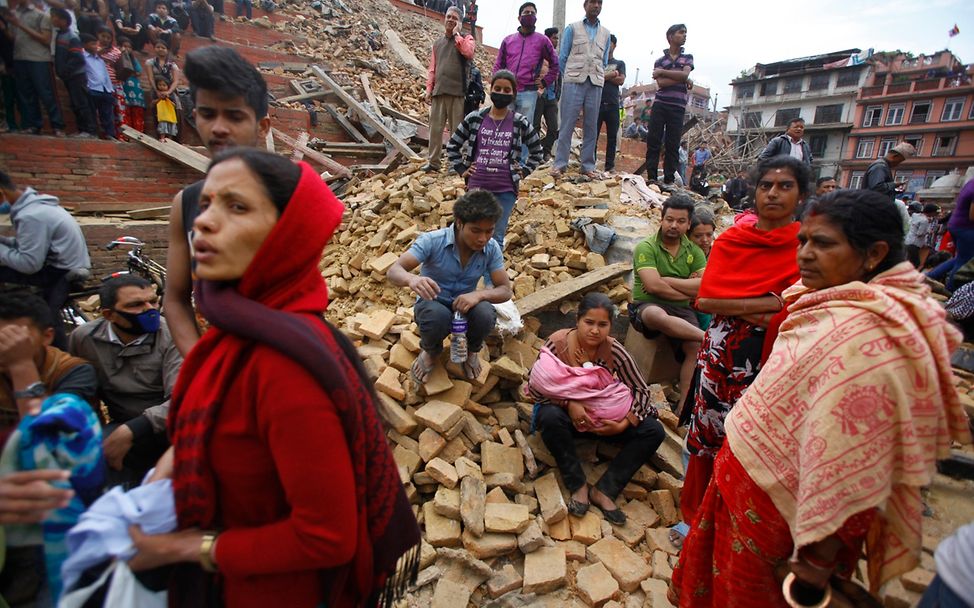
xmin=0 ymin=0 xmax=246 ymax=140
xmin=1 ymin=2 xmax=973 ymax=607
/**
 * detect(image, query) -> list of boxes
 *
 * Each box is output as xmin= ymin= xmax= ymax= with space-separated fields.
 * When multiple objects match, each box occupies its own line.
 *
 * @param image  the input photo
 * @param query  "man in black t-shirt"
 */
xmin=164 ymin=47 xmax=270 ymax=356
xmin=596 ymin=34 xmax=625 ymax=173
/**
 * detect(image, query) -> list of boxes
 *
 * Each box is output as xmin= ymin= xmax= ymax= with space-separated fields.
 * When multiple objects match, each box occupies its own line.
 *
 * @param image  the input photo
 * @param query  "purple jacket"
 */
xmin=493 ymin=30 xmax=559 ymax=92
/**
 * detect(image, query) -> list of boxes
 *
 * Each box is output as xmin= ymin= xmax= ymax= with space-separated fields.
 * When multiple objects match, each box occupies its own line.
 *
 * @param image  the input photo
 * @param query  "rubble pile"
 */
xmin=321 ymin=162 xmax=669 ymax=326
xmin=263 ymin=0 xmax=498 ymax=119
xmin=317 ymin=161 xmax=708 ymax=607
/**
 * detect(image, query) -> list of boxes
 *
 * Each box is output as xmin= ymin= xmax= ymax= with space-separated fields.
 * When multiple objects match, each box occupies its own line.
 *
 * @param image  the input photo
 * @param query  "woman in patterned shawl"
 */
xmin=671 ymin=189 xmax=971 ymax=607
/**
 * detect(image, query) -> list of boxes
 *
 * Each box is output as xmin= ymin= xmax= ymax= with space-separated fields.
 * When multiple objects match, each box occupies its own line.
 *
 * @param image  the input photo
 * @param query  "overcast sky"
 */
xmin=475 ymin=0 xmax=974 ymax=111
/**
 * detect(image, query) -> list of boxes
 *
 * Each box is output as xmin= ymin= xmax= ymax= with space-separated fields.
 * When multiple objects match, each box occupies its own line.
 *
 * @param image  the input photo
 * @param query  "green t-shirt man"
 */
xmin=632 ymin=232 xmax=706 ymax=306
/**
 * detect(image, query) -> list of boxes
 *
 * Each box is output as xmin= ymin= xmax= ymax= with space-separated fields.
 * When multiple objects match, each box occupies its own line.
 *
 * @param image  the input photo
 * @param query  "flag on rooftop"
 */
xmin=949 ymin=24 xmax=960 ymax=37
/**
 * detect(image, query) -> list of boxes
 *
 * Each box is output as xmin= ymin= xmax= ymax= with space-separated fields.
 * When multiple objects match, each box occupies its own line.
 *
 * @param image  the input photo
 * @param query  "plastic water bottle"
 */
xmin=450 ymin=312 xmax=468 ymax=364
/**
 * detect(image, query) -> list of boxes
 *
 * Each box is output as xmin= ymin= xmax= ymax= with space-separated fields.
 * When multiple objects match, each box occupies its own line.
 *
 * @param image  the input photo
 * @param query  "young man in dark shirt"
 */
xmin=164 ymin=47 xmax=270 ymax=356
xmin=643 ymin=24 xmax=693 ymax=186
xmin=597 ymin=34 xmax=625 ymax=172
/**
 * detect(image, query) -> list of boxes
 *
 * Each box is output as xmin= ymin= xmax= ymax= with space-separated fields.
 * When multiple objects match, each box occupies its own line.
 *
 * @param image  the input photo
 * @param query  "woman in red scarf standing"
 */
xmin=126 ymin=149 xmax=420 ymax=607
xmin=680 ymin=156 xmax=807 ymax=526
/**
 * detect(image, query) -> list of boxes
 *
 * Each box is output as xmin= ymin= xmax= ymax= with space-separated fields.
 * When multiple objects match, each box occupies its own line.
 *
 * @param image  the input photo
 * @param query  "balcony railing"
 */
xmin=859 ymin=77 xmax=972 ymax=98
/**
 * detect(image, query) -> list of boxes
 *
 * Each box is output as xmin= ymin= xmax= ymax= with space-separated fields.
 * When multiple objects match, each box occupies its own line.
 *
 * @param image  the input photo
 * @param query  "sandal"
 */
xmin=462 ymin=354 xmax=482 ymax=381
xmin=601 ymin=506 xmax=627 ymax=526
xmin=410 ymin=352 xmax=434 ymax=384
xmin=567 ymin=498 xmax=590 ymax=517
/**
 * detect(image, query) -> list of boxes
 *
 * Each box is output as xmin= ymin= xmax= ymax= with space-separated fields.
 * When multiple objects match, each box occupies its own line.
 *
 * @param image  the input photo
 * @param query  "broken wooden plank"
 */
xmin=311 ymin=65 xmax=421 ymax=161
xmin=312 ymin=141 xmax=387 ymax=151
xmin=272 ymin=128 xmax=351 ymax=178
xmin=322 ymin=103 xmax=370 ymax=143
xmin=276 ymin=90 xmax=334 ymax=104
xmin=126 ymin=205 xmax=172 ymax=220
xmin=122 ymin=125 xmax=208 ymax=173
xmin=516 ymin=262 xmax=631 ymax=317
xmin=291 ymin=132 xmax=310 ymax=161
xmin=265 ymin=129 xmax=275 ymax=152
xmin=378 ymin=104 xmax=427 ymax=128
xmin=360 ymin=73 xmax=382 ymax=119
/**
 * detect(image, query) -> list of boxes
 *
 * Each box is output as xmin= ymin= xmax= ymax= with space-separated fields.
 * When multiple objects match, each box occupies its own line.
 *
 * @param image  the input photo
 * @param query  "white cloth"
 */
xmin=59 ymin=478 xmax=176 ymax=595
xmin=934 ymin=522 xmax=974 ymax=605
xmin=905 ymin=213 xmax=930 ymax=248
xmin=789 ymin=138 xmax=805 ymax=161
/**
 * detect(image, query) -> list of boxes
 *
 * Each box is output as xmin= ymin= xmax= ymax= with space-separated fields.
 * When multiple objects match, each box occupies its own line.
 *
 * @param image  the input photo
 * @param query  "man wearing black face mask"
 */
xmin=493 ymin=1 xmax=558 ymax=157
xmin=68 ymin=276 xmax=182 ymax=487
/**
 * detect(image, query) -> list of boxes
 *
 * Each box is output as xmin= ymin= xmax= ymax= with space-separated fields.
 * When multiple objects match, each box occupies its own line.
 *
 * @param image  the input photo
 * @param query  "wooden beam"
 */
xmin=359 ymin=73 xmax=382 ymax=118
xmin=322 ymin=103 xmax=370 ymax=143
xmin=312 ymin=141 xmax=386 ymax=151
xmin=378 ymin=104 xmax=426 ymax=127
xmin=122 ymin=125 xmax=208 ymax=173
xmin=516 ymin=262 xmax=631 ymax=317
xmin=265 ymin=129 xmax=275 ymax=152
xmin=276 ymin=90 xmax=335 ymax=104
xmin=127 ymin=205 xmax=172 ymax=220
xmin=291 ymin=132 xmax=310 ymax=161
xmin=272 ymin=128 xmax=351 ymax=178
xmin=311 ymin=65 xmax=421 ymax=161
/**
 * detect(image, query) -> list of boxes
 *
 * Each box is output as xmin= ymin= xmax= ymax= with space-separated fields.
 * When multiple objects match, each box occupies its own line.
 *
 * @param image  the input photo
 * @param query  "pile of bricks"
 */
xmin=345 ymin=281 xmax=689 ymax=607
xmin=320 ymin=160 xmax=703 ymax=606
xmin=322 ymin=162 xmax=660 ymax=327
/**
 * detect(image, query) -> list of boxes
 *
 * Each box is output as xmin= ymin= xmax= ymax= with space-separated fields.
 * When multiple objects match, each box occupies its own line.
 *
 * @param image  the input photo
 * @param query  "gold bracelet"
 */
xmin=782 ymin=572 xmax=831 ymax=608
xmin=200 ymin=532 xmax=219 ymax=573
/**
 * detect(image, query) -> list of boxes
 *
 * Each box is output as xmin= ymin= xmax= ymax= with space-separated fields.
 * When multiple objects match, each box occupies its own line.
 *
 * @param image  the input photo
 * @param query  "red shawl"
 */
xmin=697 ymin=212 xmax=800 ymax=299
xmin=168 ymin=162 xmax=420 ymax=607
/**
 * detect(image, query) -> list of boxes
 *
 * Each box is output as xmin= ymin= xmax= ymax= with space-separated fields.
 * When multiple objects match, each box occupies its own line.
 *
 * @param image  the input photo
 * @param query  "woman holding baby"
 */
xmin=528 ymin=292 xmax=666 ymax=526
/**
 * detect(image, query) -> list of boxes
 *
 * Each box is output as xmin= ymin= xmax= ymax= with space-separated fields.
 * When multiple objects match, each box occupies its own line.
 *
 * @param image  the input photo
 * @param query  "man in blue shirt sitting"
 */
xmin=387 ymin=190 xmax=513 ymax=383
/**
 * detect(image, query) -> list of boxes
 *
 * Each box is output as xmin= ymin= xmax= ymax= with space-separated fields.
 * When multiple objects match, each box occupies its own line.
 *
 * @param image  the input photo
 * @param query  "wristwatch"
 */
xmin=13 ymin=381 xmax=46 ymax=400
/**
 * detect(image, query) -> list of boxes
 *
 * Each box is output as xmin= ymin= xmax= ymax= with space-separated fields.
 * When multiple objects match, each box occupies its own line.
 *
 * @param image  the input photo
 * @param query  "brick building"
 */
xmin=725 ymin=49 xmax=870 ymax=180
xmin=840 ymin=51 xmax=974 ymax=193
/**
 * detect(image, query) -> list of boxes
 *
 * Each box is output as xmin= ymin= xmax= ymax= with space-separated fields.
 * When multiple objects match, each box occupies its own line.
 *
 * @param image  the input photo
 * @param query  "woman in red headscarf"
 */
xmin=680 ymin=156 xmax=806 ymax=526
xmin=126 ymin=149 xmax=420 ymax=608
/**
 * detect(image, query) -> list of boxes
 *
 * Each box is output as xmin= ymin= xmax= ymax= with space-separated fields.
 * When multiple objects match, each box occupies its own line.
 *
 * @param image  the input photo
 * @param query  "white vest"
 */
xmin=563 ymin=20 xmax=610 ymax=87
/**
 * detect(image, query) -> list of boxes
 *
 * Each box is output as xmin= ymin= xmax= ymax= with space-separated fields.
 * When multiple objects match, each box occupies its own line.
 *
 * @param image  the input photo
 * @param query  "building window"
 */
xmin=783 ymin=77 xmax=803 ymax=94
xmin=886 ymin=104 xmax=905 ymax=125
xmin=942 ymin=97 xmax=965 ymax=122
xmin=736 ymin=84 xmax=755 ymax=101
xmin=855 ymin=138 xmax=875 ymax=159
xmin=878 ymin=138 xmax=897 ymax=158
xmin=774 ymin=108 xmax=801 ymax=127
xmin=932 ymin=134 xmax=957 ymax=157
xmin=742 ymin=112 xmax=762 ymax=129
xmin=809 ymin=135 xmax=828 ymax=157
xmin=910 ymin=101 xmax=932 ymax=124
xmin=759 ymin=81 xmax=776 ymax=96
xmin=924 ymin=171 xmax=947 ymax=188
xmin=970 ymin=101 xmax=974 ymax=120
xmin=808 ymin=73 xmax=830 ymax=91
xmin=863 ymin=106 xmax=883 ymax=127
xmin=903 ymin=135 xmax=923 ymax=156
xmin=814 ymin=104 xmax=843 ymax=124
xmin=836 ymin=71 xmax=860 ymax=87
xmin=849 ymin=171 xmax=865 ymax=189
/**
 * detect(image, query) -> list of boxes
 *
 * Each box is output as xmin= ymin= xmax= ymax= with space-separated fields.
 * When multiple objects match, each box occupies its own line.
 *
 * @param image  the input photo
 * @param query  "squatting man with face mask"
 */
xmin=69 ymin=276 xmax=183 ymax=487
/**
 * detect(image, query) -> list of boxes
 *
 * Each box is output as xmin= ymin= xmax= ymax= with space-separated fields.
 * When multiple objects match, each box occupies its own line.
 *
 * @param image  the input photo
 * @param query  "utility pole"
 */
xmin=553 ymin=0 xmax=566 ymax=32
